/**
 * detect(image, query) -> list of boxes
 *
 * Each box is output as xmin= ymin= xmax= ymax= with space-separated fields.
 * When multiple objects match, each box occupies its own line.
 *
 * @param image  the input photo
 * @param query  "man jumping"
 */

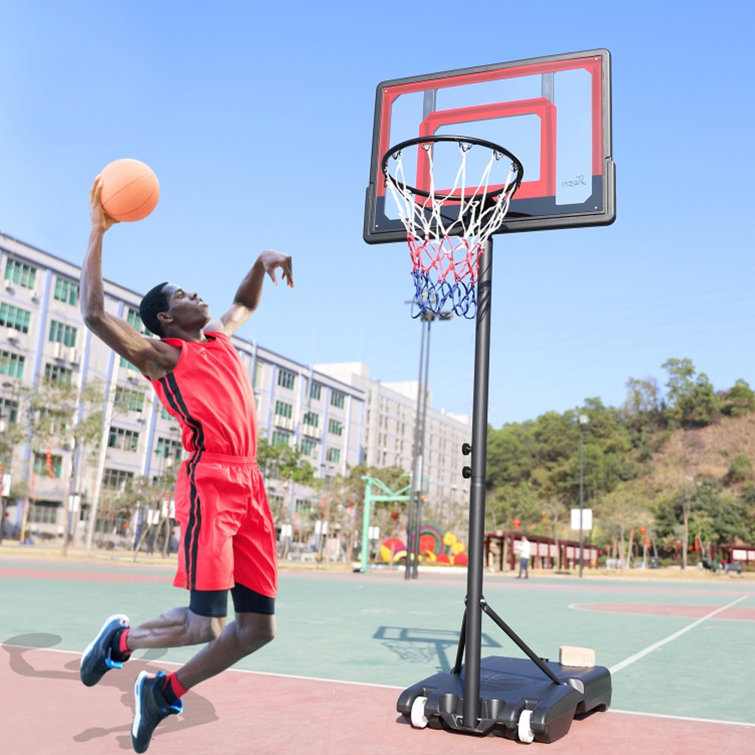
xmin=79 ymin=176 xmax=293 ymax=752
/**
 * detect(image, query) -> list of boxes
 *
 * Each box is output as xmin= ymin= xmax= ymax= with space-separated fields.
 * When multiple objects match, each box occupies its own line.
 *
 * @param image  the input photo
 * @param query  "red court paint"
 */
xmin=0 ymin=567 xmax=167 ymax=583
xmin=1 ymin=647 xmax=752 ymax=754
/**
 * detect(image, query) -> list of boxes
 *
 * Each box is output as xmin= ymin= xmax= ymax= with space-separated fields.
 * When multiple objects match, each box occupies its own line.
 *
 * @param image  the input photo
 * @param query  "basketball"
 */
xmin=99 ymin=158 xmax=160 ymax=222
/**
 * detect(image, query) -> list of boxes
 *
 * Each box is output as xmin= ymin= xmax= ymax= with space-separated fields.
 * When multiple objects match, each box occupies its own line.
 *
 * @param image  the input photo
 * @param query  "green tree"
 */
xmin=662 ymin=357 xmax=721 ymax=428
xmin=721 ymin=378 xmax=755 ymax=417
xmin=723 ymin=453 xmax=753 ymax=486
xmin=486 ymin=421 xmax=536 ymax=490
xmin=257 ymin=437 xmax=315 ymax=492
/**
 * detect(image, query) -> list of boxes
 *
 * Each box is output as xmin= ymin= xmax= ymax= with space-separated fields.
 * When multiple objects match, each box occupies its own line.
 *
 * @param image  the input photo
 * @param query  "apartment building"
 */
xmin=0 ymin=231 xmax=471 ymax=544
xmin=315 ymin=362 xmax=472 ymax=525
xmin=0 ymin=232 xmax=362 ymax=542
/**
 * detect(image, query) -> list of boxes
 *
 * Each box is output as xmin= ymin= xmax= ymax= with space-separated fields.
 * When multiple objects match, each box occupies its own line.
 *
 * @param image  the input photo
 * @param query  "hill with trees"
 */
xmin=483 ymin=357 xmax=755 ymax=567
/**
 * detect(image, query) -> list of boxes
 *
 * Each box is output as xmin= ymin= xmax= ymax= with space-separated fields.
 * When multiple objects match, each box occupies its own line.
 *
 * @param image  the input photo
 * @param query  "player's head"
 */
xmin=139 ymin=282 xmax=170 ymax=336
xmin=143 ymin=282 xmax=212 ymax=337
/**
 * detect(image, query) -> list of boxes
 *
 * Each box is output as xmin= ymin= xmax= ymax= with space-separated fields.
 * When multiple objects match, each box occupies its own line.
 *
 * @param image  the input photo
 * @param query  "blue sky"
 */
xmin=2 ymin=1 xmax=754 ymax=427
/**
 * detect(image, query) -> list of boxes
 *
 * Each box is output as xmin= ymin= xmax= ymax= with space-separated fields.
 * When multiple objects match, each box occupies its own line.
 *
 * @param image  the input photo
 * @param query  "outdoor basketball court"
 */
xmin=3 ymin=46 xmax=753 ymax=753
xmin=1 ymin=550 xmax=753 ymax=753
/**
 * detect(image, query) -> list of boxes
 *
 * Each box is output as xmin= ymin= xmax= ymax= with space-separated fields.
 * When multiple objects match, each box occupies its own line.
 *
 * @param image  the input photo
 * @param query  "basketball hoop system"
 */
xmin=382 ymin=135 xmax=523 ymax=318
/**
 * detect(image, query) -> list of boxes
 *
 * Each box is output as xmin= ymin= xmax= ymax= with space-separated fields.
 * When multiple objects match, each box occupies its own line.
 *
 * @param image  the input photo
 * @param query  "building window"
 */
xmin=102 ymin=468 xmax=135 ymax=490
xmin=108 ymin=426 xmax=140 ymax=452
xmin=126 ymin=307 xmax=150 ymax=335
xmin=0 ymin=351 xmax=25 ymax=378
xmin=4 ymin=259 xmax=37 ymax=289
xmin=330 ymin=390 xmax=345 ymax=409
xmin=326 ymin=447 xmax=341 ymax=463
xmin=37 ymin=407 xmax=69 ymax=436
xmin=155 ymin=436 xmax=182 ymax=460
xmin=114 ymin=386 xmax=145 ymax=412
xmin=0 ymin=303 xmax=31 ymax=333
xmin=48 ymin=320 xmax=78 ymax=347
xmin=27 ymin=501 xmax=59 ymax=524
xmin=300 ymin=438 xmax=318 ymax=456
xmin=271 ymin=430 xmax=291 ymax=447
xmin=302 ymin=411 xmax=319 ymax=428
xmin=119 ymin=356 xmax=141 ymax=372
xmin=33 ymin=451 xmax=63 ymax=479
xmin=274 ymin=400 xmax=293 ymax=419
xmin=44 ymin=363 xmax=73 ymax=386
xmin=277 ymin=368 xmax=296 ymax=390
xmin=310 ymin=381 xmax=322 ymax=401
xmin=268 ymin=493 xmax=284 ymax=512
xmin=295 ymin=498 xmax=313 ymax=516
xmin=0 ymin=397 xmax=18 ymax=425
xmin=328 ymin=418 xmax=343 ymax=436
xmin=54 ymin=277 xmax=79 ymax=305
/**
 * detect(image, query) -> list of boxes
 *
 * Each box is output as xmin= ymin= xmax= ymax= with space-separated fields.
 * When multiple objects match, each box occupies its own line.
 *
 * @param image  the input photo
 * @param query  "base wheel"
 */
xmin=518 ymin=709 xmax=534 ymax=743
xmin=410 ymin=696 xmax=428 ymax=728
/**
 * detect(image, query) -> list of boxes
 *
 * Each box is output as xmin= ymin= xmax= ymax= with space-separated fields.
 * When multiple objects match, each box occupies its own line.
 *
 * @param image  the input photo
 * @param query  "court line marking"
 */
xmin=4 ymin=643 xmax=754 ymax=727
xmin=609 ymin=708 xmax=755 ymax=728
xmin=608 ymin=595 xmax=747 ymax=674
xmin=0 ymin=643 xmax=403 ymax=690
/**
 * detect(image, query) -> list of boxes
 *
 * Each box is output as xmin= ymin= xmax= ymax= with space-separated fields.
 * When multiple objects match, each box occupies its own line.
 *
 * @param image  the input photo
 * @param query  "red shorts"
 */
xmin=173 ymin=453 xmax=277 ymax=597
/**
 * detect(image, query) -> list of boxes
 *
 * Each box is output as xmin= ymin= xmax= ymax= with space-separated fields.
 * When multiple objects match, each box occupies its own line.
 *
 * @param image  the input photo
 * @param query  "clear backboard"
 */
xmin=364 ymin=49 xmax=615 ymax=244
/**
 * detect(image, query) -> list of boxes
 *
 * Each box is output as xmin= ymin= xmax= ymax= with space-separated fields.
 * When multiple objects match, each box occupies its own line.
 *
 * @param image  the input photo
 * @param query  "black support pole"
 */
xmin=462 ymin=237 xmax=493 ymax=729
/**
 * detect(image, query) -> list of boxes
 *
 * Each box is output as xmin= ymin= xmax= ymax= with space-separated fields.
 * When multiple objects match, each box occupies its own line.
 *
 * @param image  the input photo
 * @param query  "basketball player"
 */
xmin=79 ymin=176 xmax=293 ymax=753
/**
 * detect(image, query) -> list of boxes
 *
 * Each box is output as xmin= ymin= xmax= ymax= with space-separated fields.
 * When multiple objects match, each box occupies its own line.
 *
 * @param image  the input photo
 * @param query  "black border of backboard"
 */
xmin=364 ymin=49 xmax=615 ymax=244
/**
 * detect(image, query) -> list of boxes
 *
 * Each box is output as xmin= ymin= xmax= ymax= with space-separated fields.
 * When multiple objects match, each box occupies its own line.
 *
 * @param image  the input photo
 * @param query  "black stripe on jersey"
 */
xmin=159 ymin=373 xmax=206 ymax=589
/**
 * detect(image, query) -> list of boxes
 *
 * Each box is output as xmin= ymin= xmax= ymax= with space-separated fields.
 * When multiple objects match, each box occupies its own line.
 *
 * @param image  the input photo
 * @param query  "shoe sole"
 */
xmin=132 ymin=670 xmax=150 ymax=746
xmin=80 ymin=613 xmax=129 ymax=682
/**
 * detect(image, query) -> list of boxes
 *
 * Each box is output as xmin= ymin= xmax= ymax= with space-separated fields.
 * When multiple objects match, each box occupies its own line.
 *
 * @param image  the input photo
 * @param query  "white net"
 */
xmin=384 ymin=138 xmax=522 ymax=318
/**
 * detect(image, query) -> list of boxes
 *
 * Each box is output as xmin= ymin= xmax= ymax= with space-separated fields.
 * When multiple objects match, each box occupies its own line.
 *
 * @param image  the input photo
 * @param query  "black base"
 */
xmin=397 ymin=655 xmax=612 ymax=743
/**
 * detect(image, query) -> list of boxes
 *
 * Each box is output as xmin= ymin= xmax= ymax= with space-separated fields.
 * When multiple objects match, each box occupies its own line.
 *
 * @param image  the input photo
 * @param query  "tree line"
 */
xmin=484 ymin=357 xmax=755 ymax=567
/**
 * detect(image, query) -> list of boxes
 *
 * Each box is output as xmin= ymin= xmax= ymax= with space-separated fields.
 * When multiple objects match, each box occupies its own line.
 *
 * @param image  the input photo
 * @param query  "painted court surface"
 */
xmin=1 ymin=549 xmax=753 ymax=754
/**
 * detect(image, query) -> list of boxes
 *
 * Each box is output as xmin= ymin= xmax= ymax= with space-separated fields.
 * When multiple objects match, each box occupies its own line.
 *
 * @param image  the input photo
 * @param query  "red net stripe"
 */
xmin=408 ymin=235 xmax=483 ymax=284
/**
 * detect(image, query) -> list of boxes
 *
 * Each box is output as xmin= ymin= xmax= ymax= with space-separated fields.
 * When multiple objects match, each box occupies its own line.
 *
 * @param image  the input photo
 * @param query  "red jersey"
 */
xmin=150 ymin=331 xmax=257 ymax=458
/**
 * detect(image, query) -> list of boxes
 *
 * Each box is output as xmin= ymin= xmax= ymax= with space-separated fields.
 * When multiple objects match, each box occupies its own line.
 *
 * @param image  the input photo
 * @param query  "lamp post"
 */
xmin=578 ymin=412 xmax=589 ymax=578
xmin=406 ymin=308 xmax=452 ymax=580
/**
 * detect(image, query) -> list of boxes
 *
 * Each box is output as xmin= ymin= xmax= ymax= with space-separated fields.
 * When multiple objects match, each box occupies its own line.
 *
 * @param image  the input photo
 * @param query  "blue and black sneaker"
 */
xmin=131 ymin=670 xmax=183 ymax=753
xmin=80 ymin=613 xmax=130 ymax=687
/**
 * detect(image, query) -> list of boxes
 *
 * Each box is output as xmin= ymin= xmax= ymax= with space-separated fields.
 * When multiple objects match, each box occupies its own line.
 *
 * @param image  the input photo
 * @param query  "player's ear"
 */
xmin=157 ymin=311 xmax=173 ymax=327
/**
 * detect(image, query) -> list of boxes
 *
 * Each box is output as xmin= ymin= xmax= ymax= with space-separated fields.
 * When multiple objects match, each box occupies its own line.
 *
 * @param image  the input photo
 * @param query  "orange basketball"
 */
xmin=99 ymin=158 xmax=160 ymax=222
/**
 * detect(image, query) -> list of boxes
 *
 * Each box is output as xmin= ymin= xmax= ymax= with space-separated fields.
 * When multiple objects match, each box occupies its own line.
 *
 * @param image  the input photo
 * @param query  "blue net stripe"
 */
xmin=411 ymin=270 xmax=477 ymax=319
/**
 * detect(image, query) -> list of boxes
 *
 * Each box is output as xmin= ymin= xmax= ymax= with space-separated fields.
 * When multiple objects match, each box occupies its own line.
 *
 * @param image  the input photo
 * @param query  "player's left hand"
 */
xmin=259 ymin=249 xmax=294 ymax=288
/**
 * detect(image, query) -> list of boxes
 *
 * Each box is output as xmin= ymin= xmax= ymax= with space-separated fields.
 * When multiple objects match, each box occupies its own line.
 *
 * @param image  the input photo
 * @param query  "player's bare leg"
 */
xmin=170 ymin=612 xmax=275 ymax=688
xmin=126 ymin=606 xmax=226 ymax=649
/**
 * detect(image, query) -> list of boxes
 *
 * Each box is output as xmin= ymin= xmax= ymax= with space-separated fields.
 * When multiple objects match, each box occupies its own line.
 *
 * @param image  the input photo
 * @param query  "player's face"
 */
xmin=162 ymin=283 xmax=211 ymax=328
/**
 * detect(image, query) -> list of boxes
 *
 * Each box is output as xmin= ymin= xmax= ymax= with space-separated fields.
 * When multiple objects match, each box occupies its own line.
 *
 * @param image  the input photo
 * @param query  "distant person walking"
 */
xmin=516 ymin=536 xmax=531 ymax=579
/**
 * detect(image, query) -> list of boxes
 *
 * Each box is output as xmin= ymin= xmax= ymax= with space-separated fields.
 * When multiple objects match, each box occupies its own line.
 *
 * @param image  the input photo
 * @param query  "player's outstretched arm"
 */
xmin=81 ymin=178 xmax=177 ymax=378
xmin=209 ymin=250 xmax=294 ymax=336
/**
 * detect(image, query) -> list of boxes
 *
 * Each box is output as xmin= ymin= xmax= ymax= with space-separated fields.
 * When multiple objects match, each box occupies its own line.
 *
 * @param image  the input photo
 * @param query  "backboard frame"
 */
xmin=364 ymin=49 xmax=615 ymax=244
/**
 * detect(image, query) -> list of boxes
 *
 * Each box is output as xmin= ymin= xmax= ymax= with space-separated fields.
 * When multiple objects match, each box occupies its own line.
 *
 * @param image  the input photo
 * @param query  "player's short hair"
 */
xmin=139 ymin=282 xmax=170 ymax=337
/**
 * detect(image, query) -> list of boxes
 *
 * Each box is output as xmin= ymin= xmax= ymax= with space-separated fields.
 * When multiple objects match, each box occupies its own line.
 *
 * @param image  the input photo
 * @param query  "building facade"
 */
xmin=315 ymin=362 xmax=471 ymax=527
xmin=0 ymin=232 xmax=470 ymax=546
